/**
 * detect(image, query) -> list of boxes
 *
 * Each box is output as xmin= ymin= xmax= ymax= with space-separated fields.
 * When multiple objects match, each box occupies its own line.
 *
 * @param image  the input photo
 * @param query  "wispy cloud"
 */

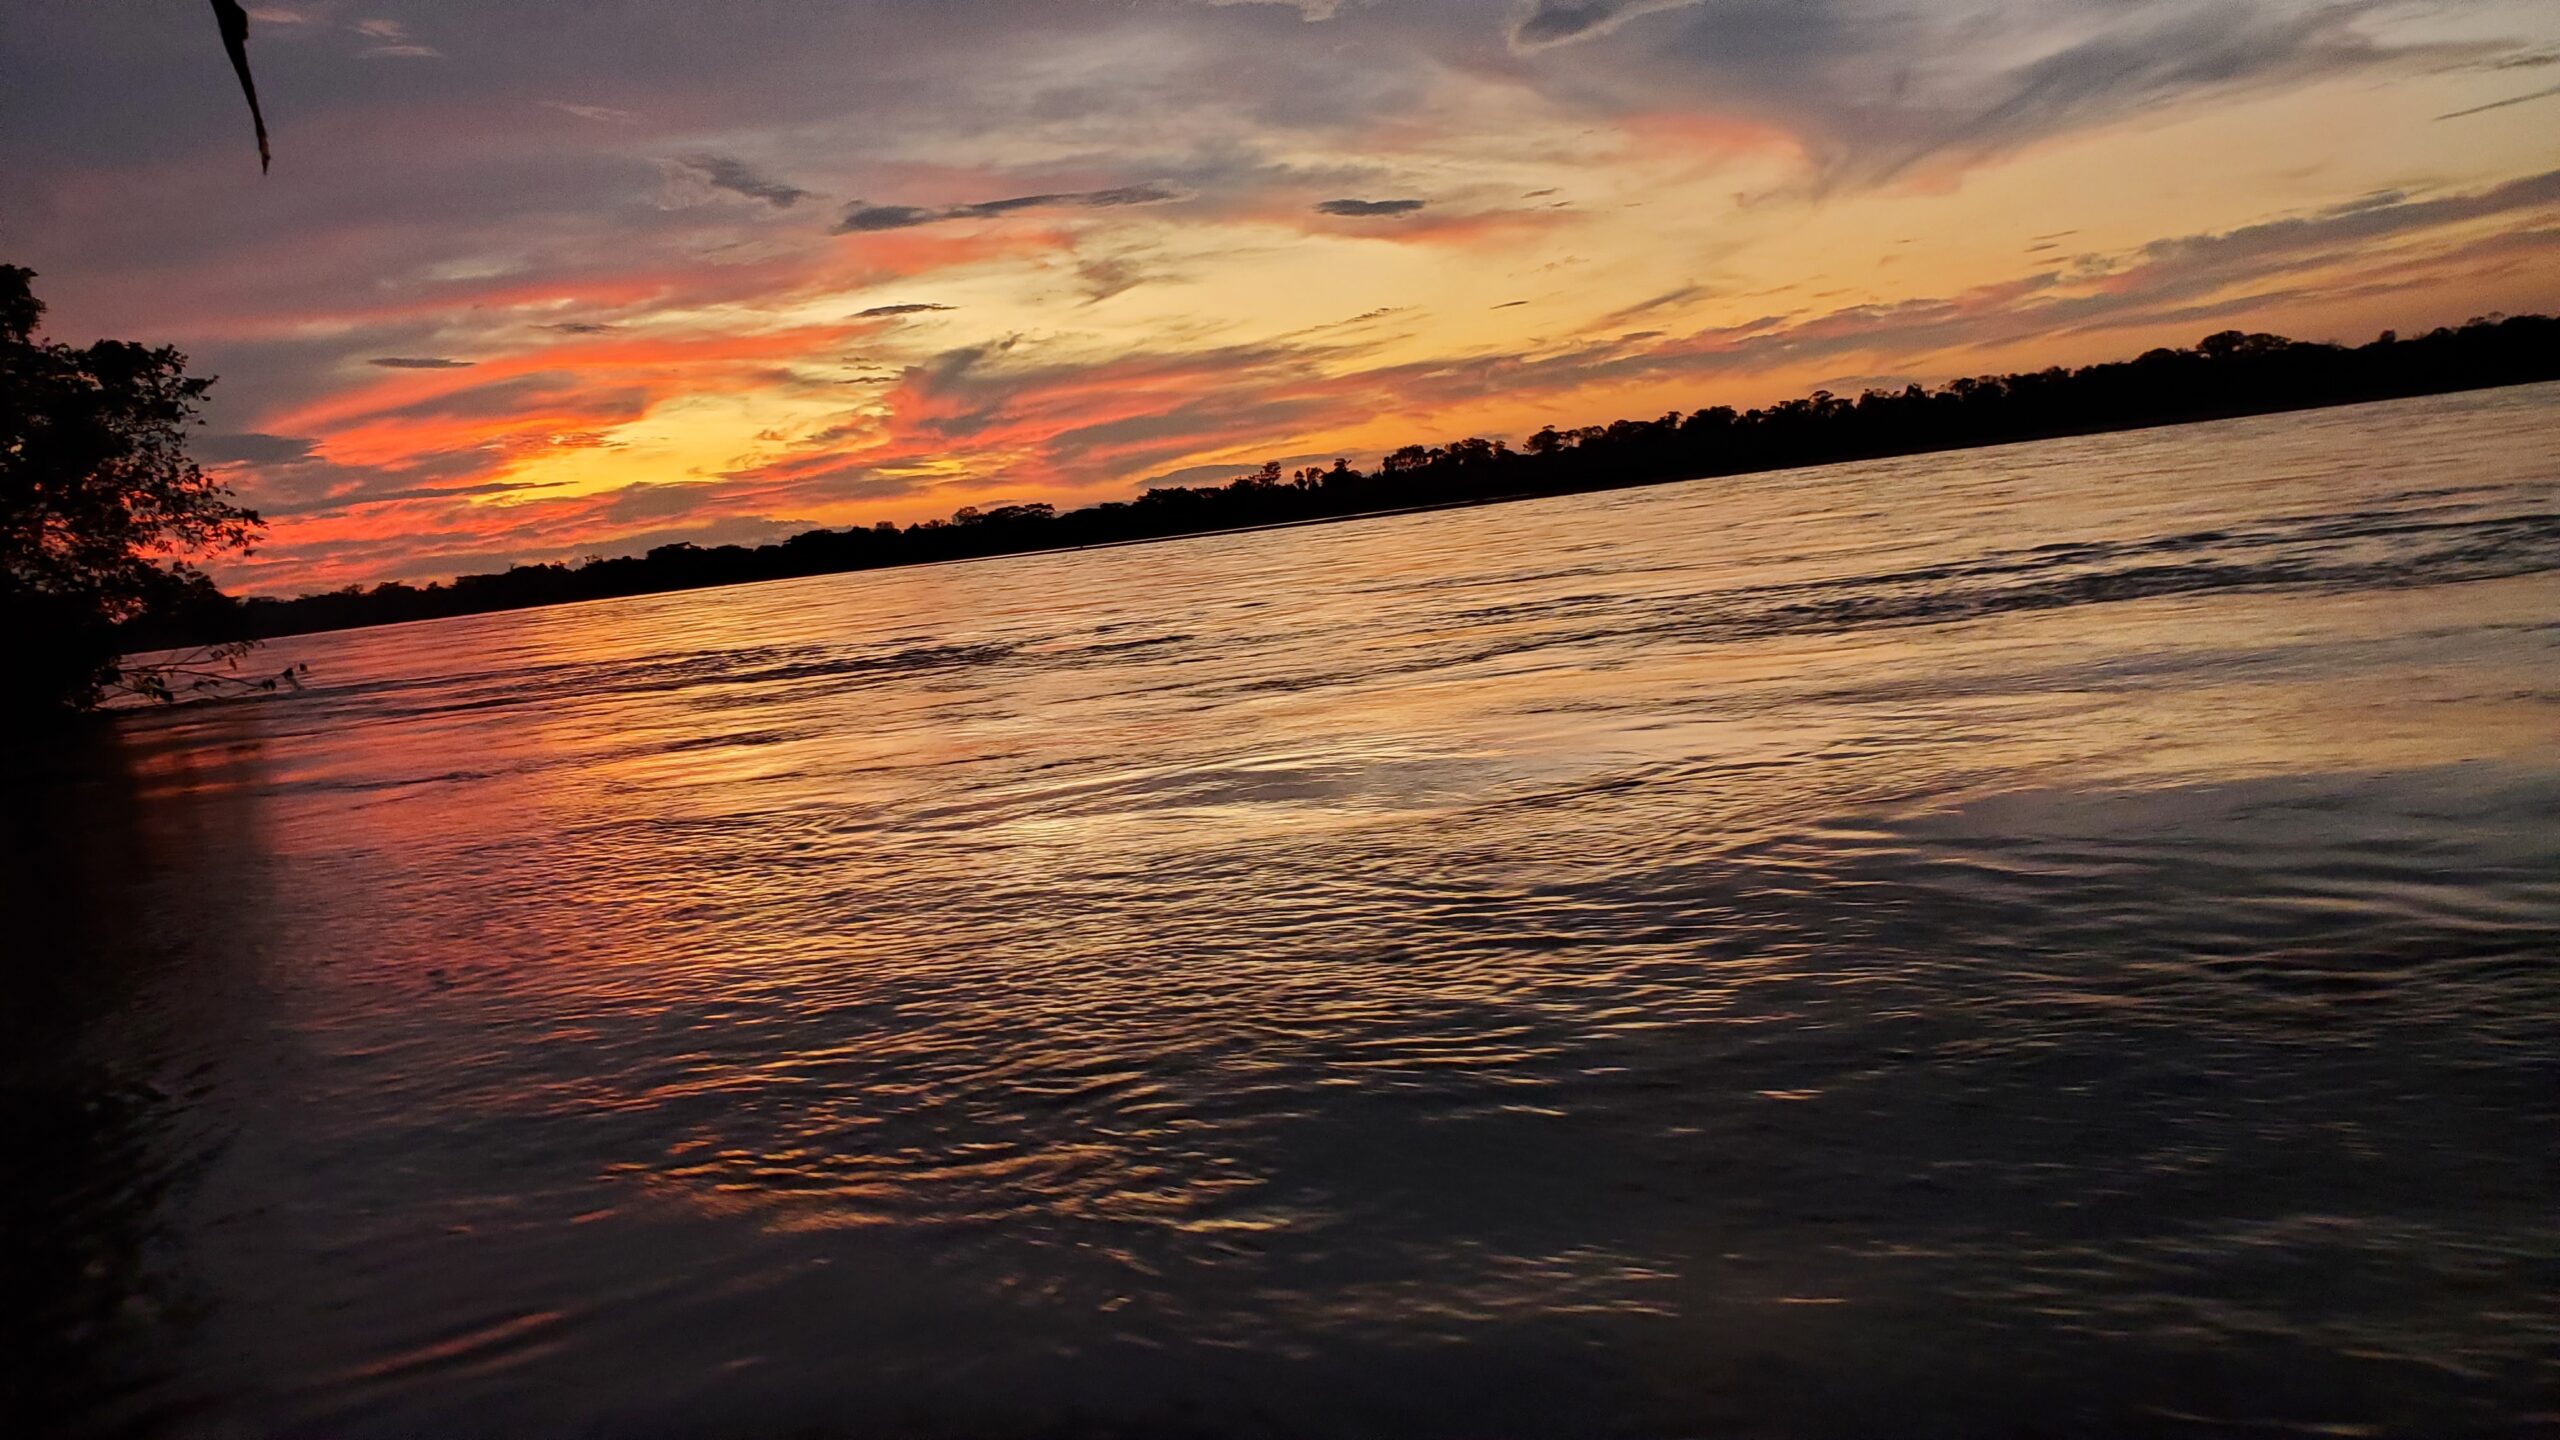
xmin=2436 ymin=82 xmax=2560 ymax=121
xmin=1596 ymin=282 xmax=1710 ymax=327
xmin=1510 ymin=0 xmax=1701 ymax=51
xmin=353 ymin=17 xmax=440 ymax=58
xmin=1538 ymin=0 xmax=2477 ymax=194
xmin=197 ymin=432 xmax=319 ymax=465
xmin=545 ymin=101 xmax=638 ymax=123
xmin=1075 ymin=250 xmax=1170 ymax=303
xmin=2130 ymin=167 xmax=2560 ymax=276
xmin=834 ymin=184 xmax=1187 ymax=232
xmin=675 ymin=154 xmax=814 ymax=209
xmin=1316 ymin=197 xmax=1427 ymax=217
xmin=9 ymin=0 xmax=2552 ymax=591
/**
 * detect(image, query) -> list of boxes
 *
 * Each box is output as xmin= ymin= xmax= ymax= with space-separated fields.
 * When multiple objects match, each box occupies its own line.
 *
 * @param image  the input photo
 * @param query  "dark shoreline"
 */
xmin=153 ymin=316 xmax=2560 ymax=648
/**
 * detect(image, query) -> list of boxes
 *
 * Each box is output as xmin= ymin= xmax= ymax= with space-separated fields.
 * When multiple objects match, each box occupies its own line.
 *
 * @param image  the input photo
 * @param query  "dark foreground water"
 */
xmin=8 ymin=387 xmax=2560 ymax=1439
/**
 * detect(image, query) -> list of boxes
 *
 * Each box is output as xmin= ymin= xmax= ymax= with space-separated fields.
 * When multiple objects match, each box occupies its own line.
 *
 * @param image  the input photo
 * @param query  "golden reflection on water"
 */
xmin=23 ymin=386 xmax=2560 ymax=1437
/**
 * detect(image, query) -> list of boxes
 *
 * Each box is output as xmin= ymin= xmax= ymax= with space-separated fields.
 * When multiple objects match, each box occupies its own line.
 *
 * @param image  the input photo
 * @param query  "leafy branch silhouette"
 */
xmin=113 ymin=644 xmax=304 ymax=707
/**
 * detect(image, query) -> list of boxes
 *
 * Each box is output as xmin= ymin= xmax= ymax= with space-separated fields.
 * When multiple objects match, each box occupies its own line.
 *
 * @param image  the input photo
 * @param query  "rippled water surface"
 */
xmin=9 ymin=388 xmax=2560 ymax=1438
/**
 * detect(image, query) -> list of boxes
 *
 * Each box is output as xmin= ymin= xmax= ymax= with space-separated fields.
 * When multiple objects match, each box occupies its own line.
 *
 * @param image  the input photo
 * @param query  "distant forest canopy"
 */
xmin=161 ymin=313 xmax=2560 ymax=645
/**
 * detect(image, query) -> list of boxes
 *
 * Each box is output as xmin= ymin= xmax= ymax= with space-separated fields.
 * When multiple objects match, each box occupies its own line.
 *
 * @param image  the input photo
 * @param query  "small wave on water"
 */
xmin=6 ymin=386 xmax=2559 ymax=1438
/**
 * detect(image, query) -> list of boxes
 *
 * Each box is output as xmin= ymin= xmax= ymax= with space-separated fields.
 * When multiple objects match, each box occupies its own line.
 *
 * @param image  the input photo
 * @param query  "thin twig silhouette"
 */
xmin=209 ymin=0 xmax=269 ymax=172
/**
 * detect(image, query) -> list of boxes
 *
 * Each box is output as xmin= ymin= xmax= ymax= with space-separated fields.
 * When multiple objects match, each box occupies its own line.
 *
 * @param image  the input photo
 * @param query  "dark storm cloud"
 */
xmin=675 ymin=154 xmax=814 ymax=208
xmin=833 ymin=183 xmax=1187 ymax=233
xmin=854 ymin=303 xmax=956 ymax=317
xmin=1316 ymin=197 xmax=1427 ymax=216
xmin=368 ymin=356 xmax=475 ymax=369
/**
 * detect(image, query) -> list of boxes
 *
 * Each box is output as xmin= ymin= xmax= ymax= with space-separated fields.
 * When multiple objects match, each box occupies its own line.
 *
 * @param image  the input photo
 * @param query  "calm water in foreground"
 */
xmin=9 ymin=387 xmax=2560 ymax=1439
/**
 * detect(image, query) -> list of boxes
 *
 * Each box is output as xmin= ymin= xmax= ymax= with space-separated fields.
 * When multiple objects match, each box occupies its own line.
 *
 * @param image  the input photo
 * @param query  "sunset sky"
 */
xmin=6 ymin=0 xmax=2558 ymax=593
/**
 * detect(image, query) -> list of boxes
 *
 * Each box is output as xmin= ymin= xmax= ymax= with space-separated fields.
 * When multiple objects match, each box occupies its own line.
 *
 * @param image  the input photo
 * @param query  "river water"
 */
xmin=8 ymin=386 xmax=2558 ymax=1438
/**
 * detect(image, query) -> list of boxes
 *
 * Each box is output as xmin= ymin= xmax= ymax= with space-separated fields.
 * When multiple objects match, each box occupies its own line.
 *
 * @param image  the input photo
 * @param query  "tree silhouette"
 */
xmin=1 ymin=266 xmax=266 ymax=717
xmin=108 ymin=312 xmax=2558 ymax=647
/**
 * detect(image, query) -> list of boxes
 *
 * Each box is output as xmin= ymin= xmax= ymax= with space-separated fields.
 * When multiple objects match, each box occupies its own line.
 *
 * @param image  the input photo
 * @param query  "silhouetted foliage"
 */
xmin=2 ymin=266 xmax=266 ymax=718
xmin=183 ymin=313 xmax=2560 ymax=645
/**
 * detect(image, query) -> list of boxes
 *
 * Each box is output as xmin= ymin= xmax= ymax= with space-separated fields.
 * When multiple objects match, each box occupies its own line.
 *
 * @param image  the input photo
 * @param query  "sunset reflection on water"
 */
xmin=10 ymin=387 xmax=2559 ymax=1438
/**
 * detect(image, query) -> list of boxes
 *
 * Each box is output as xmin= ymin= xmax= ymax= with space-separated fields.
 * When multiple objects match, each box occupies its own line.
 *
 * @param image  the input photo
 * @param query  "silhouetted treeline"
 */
xmin=150 ymin=313 xmax=2560 ymax=645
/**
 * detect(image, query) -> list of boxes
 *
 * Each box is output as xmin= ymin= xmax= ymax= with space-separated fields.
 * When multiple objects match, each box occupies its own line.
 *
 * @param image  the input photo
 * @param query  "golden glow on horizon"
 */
xmin=13 ymin=0 xmax=2557 ymax=592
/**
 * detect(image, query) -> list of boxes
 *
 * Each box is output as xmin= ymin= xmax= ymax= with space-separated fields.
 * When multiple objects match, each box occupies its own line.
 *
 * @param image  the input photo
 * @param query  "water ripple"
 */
xmin=11 ymin=385 xmax=2559 ymax=1438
